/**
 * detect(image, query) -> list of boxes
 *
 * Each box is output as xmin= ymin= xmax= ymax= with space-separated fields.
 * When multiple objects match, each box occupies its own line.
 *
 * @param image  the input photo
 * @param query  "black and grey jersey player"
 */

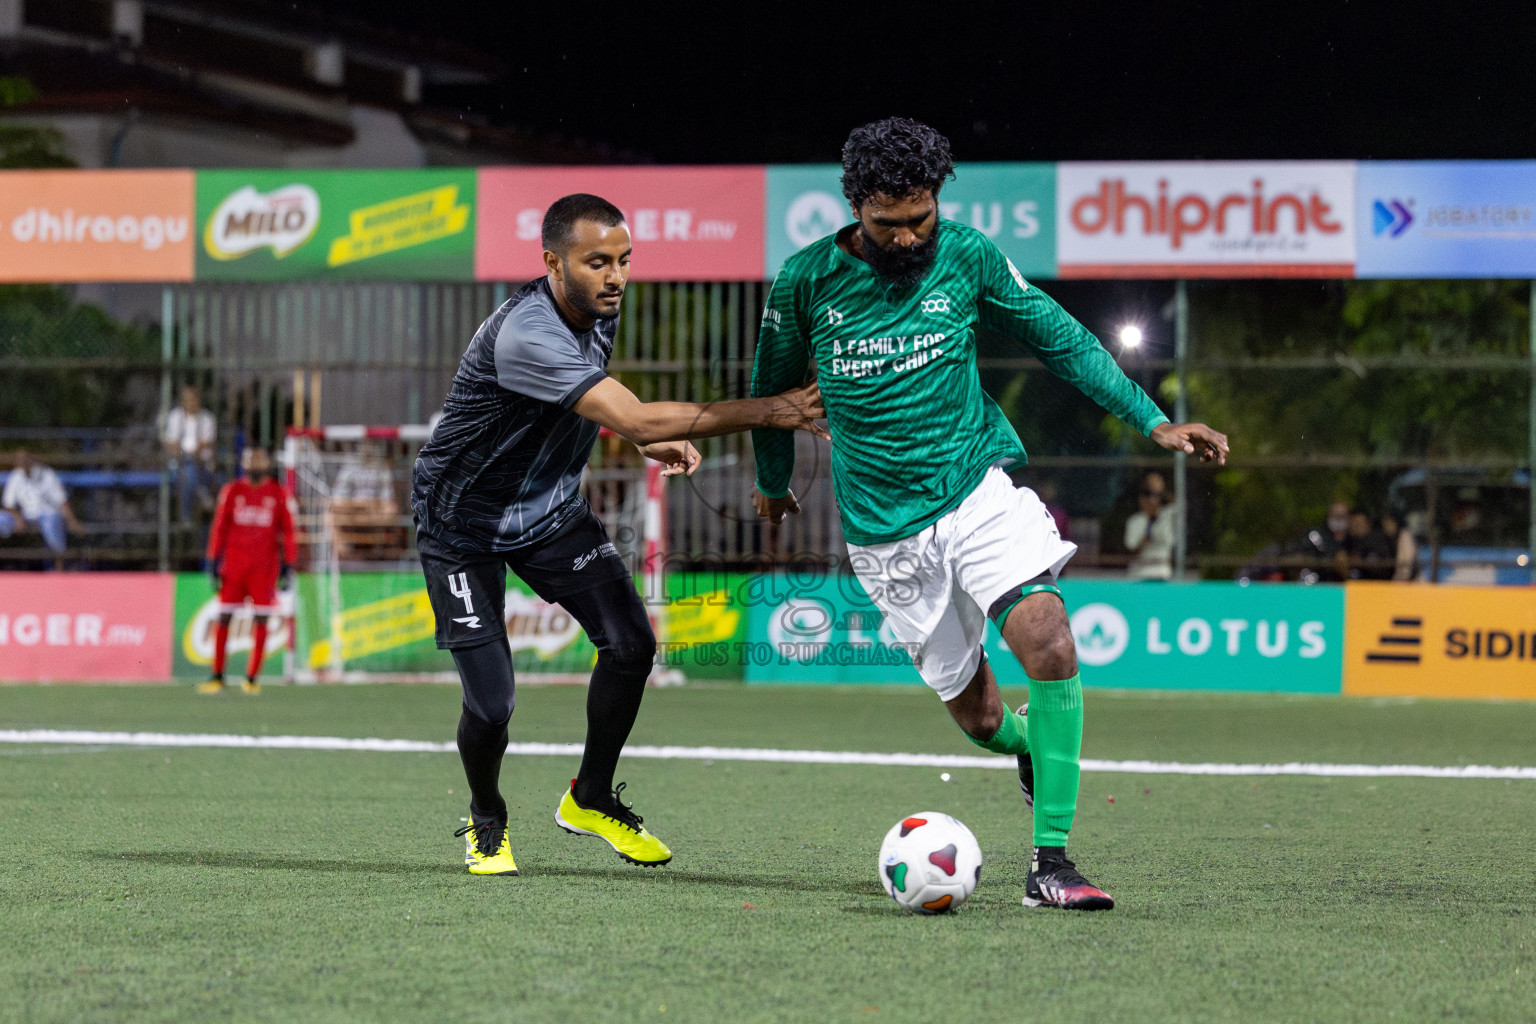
xmin=412 ymin=193 xmax=827 ymax=875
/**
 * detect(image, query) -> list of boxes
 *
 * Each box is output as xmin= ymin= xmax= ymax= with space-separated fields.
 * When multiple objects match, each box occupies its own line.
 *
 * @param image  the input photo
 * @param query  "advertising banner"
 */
xmin=0 ymin=170 xmax=193 ymax=282
xmin=1056 ymin=162 xmax=1356 ymax=278
xmin=765 ymin=163 xmax=1057 ymax=279
xmin=172 ymin=573 xmax=291 ymax=678
xmin=167 ymin=571 xmax=752 ymax=679
xmin=475 ymin=166 xmax=764 ymax=281
xmin=0 ymin=573 xmax=173 ymax=681
xmin=195 ymin=169 xmax=475 ymax=281
xmin=744 ymin=576 xmax=1344 ymax=692
xmin=1343 ymin=582 xmax=1536 ymax=699
xmin=1355 ymin=162 xmax=1536 ymax=277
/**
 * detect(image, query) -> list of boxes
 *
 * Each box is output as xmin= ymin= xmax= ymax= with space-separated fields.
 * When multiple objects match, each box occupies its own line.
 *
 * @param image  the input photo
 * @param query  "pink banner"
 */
xmin=0 ymin=573 xmax=174 ymax=681
xmin=476 ymin=166 xmax=765 ymax=281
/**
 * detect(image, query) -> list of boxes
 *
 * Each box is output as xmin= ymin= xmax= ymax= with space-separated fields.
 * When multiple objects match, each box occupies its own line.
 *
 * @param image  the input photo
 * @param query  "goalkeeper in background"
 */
xmin=200 ymin=447 xmax=296 ymax=695
xmin=752 ymin=118 xmax=1228 ymax=910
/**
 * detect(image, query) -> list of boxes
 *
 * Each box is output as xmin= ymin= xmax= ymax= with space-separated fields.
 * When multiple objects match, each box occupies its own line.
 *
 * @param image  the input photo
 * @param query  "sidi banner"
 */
xmin=476 ymin=166 xmax=765 ymax=281
xmin=196 ymin=169 xmax=475 ymax=281
xmin=0 ymin=170 xmax=194 ymax=282
xmin=1056 ymin=162 xmax=1356 ymax=278
xmin=765 ymin=163 xmax=1056 ymax=279
xmin=1343 ymin=582 xmax=1536 ymax=699
xmin=0 ymin=573 xmax=174 ymax=681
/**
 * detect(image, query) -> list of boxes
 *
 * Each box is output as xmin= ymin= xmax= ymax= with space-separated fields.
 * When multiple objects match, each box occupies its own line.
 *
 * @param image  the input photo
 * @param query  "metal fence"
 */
xmin=156 ymin=280 xmax=842 ymax=571
xmin=1 ymin=278 xmax=1531 ymax=580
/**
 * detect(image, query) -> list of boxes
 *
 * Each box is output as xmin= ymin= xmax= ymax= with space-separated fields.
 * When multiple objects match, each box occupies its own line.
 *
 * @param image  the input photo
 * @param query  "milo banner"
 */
xmin=765 ymin=163 xmax=1056 ymax=280
xmin=171 ymin=572 xmax=751 ymax=680
xmin=172 ymin=573 xmax=293 ymax=678
xmin=743 ymin=576 xmax=1344 ymax=692
xmin=195 ymin=169 xmax=475 ymax=281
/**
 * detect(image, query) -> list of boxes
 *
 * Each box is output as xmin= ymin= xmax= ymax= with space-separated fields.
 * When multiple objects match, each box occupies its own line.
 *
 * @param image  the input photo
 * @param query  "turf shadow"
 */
xmin=531 ymin=863 xmax=874 ymax=898
xmin=96 ymin=851 xmax=462 ymax=876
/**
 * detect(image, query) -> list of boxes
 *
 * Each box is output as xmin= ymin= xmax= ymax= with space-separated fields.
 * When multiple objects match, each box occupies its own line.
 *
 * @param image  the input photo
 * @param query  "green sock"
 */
xmin=963 ymin=704 xmax=1029 ymax=756
xmin=1026 ymin=673 xmax=1084 ymax=847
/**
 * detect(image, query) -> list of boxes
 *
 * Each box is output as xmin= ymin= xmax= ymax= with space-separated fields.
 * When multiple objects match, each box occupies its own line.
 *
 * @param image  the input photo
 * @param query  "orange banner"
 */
xmin=0 ymin=170 xmax=194 ymax=282
xmin=1343 ymin=582 xmax=1536 ymax=699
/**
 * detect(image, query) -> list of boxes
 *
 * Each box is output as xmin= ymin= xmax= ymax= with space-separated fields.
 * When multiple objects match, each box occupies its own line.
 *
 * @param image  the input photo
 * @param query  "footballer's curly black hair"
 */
xmin=840 ymin=118 xmax=955 ymax=209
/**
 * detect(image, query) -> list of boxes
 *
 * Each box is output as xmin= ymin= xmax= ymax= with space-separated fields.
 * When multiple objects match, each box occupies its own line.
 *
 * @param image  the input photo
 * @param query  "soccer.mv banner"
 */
xmin=475 ymin=166 xmax=765 ymax=281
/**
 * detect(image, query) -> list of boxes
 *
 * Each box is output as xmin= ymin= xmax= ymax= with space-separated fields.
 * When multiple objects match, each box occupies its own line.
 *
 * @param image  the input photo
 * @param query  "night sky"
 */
xmin=305 ymin=0 xmax=1536 ymax=165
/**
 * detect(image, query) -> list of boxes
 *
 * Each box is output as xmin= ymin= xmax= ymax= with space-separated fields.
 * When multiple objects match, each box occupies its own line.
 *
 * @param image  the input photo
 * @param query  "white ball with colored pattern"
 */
xmin=877 ymin=811 xmax=982 ymax=914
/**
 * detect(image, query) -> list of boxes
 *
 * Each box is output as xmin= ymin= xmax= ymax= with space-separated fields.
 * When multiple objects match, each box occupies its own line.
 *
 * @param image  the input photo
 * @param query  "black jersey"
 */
xmin=411 ymin=278 xmax=617 ymax=553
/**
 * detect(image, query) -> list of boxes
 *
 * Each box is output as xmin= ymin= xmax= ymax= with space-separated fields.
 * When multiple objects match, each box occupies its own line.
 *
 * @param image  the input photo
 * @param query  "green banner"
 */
xmin=172 ymin=572 xmax=291 ymax=678
xmin=765 ymin=162 xmax=1056 ymax=279
xmin=172 ymin=571 xmax=754 ymax=679
xmin=743 ymin=577 xmax=1344 ymax=692
xmin=195 ymin=169 xmax=475 ymax=281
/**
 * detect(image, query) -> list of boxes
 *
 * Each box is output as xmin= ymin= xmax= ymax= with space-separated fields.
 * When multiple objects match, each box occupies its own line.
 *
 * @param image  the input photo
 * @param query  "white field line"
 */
xmin=1 ymin=729 xmax=1534 ymax=780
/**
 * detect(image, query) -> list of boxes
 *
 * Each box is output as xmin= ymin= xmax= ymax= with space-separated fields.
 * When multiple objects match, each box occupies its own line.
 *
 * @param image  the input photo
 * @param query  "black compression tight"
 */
xmin=449 ymin=576 xmax=656 ymax=822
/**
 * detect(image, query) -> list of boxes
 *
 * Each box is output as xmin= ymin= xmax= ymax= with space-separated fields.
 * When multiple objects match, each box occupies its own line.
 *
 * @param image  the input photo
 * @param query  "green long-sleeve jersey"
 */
xmin=751 ymin=220 xmax=1169 ymax=547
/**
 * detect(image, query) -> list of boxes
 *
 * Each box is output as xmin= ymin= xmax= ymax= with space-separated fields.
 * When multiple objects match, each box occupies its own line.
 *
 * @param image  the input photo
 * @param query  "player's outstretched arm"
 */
xmin=573 ymin=377 xmax=828 ymax=446
xmin=1150 ymin=422 xmax=1230 ymax=465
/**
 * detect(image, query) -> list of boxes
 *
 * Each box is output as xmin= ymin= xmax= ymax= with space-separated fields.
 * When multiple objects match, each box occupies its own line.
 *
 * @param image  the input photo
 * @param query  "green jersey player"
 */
xmin=751 ymin=118 xmax=1229 ymax=910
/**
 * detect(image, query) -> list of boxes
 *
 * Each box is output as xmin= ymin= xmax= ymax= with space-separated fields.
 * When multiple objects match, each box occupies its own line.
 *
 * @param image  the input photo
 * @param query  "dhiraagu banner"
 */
xmin=765 ymin=162 xmax=1056 ymax=279
xmin=195 ymin=169 xmax=475 ymax=281
xmin=744 ymin=576 xmax=1344 ymax=692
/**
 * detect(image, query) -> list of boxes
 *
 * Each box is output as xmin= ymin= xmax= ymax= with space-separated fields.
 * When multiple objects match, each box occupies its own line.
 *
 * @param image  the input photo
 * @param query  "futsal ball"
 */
xmin=877 ymin=812 xmax=982 ymax=914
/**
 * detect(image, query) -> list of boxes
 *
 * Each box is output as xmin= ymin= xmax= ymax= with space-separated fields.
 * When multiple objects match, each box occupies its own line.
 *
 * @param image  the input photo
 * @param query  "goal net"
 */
xmin=282 ymin=425 xmax=663 ymax=684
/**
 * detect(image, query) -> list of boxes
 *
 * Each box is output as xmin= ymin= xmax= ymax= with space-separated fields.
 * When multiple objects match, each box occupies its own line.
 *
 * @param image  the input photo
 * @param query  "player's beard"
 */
xmin=860 ymin=220 xmax=941 ymax=289
xmin=564 ymin=266 xmax=624 ymax=323
xmin=575 ymin=288 xmax=623 ymax=322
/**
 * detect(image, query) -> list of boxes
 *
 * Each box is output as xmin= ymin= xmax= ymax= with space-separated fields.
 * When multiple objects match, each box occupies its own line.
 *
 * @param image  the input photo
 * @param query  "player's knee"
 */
xmin=599 ymin=631 xmax=656 ymax=672
xmin=1030 ymin=627 xmax=1078 ymax=679
xmin=595 ymin=617 xmax=655 ymax=669
xmin=462 ymin=693 xmax=513 ymax=727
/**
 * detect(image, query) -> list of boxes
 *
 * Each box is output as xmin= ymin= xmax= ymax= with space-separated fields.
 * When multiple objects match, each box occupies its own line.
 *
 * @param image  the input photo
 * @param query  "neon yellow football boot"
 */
xmin=240 ymin=679 xmax=261 ymax=695
xmin=554 ymin=780 xmax=672 ymax=866
xmin=454 ymin=817 xmax=519 ymax=875
xmin=195 ymin=677 xmax=225 ymax=695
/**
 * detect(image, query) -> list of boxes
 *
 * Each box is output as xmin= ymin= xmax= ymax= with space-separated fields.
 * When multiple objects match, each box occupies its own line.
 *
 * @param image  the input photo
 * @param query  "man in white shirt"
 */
xmin=1 ymin=450 xmax=83 ymax=564
xmin=1124 ymin=470 xmax=1179 ymax=580
xmin=162 ymin=385 xmax=217 ymax=523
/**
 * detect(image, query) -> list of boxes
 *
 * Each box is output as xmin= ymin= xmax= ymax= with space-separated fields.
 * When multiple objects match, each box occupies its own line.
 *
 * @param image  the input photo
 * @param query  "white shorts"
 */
xmin=847 ymin=465 xmax=1077 ymax=701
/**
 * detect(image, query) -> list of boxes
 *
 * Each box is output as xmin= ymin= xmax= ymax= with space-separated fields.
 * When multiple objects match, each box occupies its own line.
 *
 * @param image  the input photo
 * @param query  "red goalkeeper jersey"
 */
xmin=207 ymin=478 xmax=298 ymax=580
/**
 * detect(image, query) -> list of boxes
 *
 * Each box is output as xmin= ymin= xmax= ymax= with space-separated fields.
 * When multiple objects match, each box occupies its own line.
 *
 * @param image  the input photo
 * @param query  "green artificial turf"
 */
xmin=3 ymin=683 xmax=1535 ymax=1023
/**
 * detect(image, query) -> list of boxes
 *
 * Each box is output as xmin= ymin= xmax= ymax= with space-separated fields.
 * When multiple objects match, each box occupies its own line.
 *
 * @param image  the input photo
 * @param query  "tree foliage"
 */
xmin=1185 ymin=279 xmax=1531 ymax=569
xmin=0 ymin=77 xmax=156 ymax=430
xmin=0 ymin=77 xmax=74 ymax=169
xmin=0 ymin=286 xmax=160 ymax=428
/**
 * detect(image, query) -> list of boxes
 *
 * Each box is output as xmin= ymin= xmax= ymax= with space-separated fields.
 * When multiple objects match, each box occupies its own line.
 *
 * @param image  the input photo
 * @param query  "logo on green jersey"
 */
xmin=825 ymin=306 xmax=844 ymax=326
xmin=1005 ymin=256 xmax=1030 ymax=293
xmin=920 ymin=290 xmax=951 ymax=318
